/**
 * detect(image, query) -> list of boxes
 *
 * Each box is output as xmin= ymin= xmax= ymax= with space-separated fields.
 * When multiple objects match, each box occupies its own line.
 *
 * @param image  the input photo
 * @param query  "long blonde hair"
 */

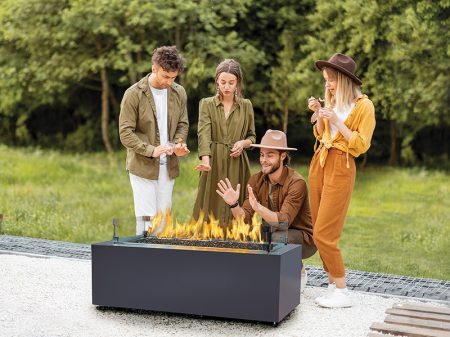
xmin=323 ymin=67 xmax=361 ymax=112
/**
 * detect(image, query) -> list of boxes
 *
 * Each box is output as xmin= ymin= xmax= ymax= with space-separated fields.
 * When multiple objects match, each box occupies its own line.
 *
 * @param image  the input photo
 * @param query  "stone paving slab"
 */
xmin=1 ymin=234 xmax=449 ymax=302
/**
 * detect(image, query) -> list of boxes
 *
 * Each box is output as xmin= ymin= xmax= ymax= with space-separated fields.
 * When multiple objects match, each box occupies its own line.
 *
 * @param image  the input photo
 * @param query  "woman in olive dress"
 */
xmin=193 ymin=59 xmax=256 ymax=226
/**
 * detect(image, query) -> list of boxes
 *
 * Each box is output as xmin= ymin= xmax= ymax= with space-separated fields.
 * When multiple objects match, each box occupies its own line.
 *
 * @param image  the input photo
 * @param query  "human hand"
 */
xmin=195 ymin=156 xmax=211 ymax=171
xmin=247 ymin=185 xmax=261 ymax=212
xmin=152 ymin=144 xmax=172 ymax=158
xmin=318 ymin=107 xmax=338 ymax=124
xmin=230 ymin=140 xmax=245 ymax=157
xmin=174 ymin=143 xmax=190 ymax=157
xmin=216 ymin=178 xmax=240 ymax=206
xmin=308 ymin=96 xmax=322 ymax=113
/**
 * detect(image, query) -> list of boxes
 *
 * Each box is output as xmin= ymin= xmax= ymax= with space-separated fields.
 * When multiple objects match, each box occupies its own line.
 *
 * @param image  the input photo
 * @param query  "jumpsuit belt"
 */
xmin=316 ymin=142 xmax=351 ymax=169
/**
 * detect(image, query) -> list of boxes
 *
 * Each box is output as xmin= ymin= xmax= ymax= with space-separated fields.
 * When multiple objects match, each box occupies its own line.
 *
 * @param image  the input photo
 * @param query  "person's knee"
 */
xmin=312 ymin=226 xmax=330 ymax=250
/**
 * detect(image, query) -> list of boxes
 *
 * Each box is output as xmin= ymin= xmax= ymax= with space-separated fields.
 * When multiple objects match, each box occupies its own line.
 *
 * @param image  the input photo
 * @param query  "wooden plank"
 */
xmin=394 ymin=304 xmax=450 ymax=316
xmin=387 ymin=308 xmax=450 ymax=323
xmin=367 ymin=333 xmax=388 ymax=337
xmin=370 ymin=322 xmax=450 ymax=337
xmin=385 ymin=314 xmax=450 ymax=331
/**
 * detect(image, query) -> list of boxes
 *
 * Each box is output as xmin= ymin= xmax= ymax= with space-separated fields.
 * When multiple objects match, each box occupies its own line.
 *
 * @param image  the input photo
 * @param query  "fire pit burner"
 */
xmin=133 ymin=237 xmax=271 ymax=251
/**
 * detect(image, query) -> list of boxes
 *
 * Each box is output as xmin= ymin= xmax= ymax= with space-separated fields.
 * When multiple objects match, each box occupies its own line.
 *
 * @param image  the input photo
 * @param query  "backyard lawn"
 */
xmin=1 ymin=145 xmax=449 ymax=280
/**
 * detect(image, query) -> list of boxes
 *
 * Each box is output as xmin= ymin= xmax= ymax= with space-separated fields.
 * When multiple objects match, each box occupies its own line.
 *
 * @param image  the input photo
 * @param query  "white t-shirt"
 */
xmin=331 ymin=103 xmax=355 ymax=138
xmin=150 ymin=85 xmax=168 ymax=164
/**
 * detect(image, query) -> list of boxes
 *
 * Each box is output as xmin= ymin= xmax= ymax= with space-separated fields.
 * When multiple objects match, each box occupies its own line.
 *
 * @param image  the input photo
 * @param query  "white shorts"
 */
xmin=129 ymin=166 xmax=175 ymax=235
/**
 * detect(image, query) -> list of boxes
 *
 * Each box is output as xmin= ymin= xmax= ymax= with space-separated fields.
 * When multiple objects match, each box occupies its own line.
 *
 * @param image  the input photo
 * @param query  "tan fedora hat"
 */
xmin=315 ymin=53 xmax=362 ymax=85
xmin=251 ymin=130 xmax=297 ymax=151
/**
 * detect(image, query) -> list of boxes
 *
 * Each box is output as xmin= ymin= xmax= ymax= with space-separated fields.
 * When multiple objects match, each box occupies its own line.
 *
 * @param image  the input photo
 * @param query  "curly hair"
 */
xmin=152 ymin=46 xmax=186 ymax=73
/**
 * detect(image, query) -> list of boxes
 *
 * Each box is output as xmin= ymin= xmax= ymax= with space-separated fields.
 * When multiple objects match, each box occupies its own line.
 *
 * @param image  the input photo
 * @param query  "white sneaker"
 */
xmin=300 ymin=270 xmax=308 ymax=293
xmin=316 ymin=288 xmax=352 ymax=308
xmin=314 ymin=283 xmax=336 ymax=304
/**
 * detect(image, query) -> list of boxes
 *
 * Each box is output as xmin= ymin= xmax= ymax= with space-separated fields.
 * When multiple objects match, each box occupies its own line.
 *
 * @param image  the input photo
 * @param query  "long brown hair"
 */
xmin=215 ymin=59 xmax=244 ymax=99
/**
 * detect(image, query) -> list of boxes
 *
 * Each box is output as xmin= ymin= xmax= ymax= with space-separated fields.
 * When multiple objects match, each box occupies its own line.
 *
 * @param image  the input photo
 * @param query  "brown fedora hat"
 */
xmin=315 ymin=53 xmax=362 ymax=85
xmin=251 ymin=130 xmax=297 ymax=151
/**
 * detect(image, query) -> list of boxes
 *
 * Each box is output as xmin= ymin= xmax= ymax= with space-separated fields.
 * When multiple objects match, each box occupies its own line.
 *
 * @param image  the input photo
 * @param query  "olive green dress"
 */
xmin=193 ymin=96 xmax=256 ymax=226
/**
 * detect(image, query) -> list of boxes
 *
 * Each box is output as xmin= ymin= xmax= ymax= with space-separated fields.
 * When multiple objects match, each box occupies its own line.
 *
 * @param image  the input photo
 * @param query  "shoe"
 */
xmin=316 ymin=288 xmax=352 ymax=308
xmin=314 ymin=283 xmax=336 ymax=304
xmin=300 ymin=270 xmax=308 ymax=293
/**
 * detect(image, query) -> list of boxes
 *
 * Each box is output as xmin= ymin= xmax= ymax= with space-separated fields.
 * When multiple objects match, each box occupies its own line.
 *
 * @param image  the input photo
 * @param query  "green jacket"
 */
xmin=119 ymin=74 xmax=189 ymax=180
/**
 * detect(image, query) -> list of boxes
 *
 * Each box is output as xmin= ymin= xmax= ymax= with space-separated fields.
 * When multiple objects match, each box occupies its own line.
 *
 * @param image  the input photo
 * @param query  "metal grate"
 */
xmin=0 ymin=235 xmax=449 ymax=301
xmin=306 ymin=265 xmax=450 ymax=301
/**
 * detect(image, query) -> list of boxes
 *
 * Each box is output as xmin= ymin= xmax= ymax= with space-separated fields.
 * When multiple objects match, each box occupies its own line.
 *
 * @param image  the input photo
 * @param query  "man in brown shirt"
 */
xmin=217 ymin=130 xmax=317 ymax=291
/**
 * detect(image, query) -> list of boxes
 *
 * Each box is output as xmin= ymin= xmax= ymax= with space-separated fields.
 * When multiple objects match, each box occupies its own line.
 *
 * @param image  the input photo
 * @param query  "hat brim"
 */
xmin=251 ymin=144 xmax=297 ymax=151
xmin=315 ymin=60 xmax=362 ymax=85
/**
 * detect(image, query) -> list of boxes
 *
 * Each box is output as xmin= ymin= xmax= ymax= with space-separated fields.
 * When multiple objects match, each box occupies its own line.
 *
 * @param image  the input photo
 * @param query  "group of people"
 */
xmin=119 ymin=46 xmax=376 ymax=309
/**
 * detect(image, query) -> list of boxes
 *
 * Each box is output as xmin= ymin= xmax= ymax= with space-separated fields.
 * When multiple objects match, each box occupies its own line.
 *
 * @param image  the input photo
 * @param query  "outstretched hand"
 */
xmin=195 ymin=156 xmax=211 ymax=171
xmin=247 ymin=185 xmax=261 ymax=212
xmin=216 ymin=178 xmax=240 ymax=206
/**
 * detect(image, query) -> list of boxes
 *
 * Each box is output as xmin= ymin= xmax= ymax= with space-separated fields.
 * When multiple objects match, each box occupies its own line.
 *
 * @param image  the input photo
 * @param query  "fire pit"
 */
xmin=91 ymin=216 xmax=302 ymax=324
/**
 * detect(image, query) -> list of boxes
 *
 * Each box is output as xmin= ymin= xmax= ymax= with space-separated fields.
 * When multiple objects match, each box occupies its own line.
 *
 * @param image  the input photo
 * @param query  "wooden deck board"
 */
xmin=385 ymin=314 xmax=450 ymax=331
xmin=386 ymin=309 xmax=450 ymax=323
xmin=370 ymin=322 xmax=450 ymax=337
xmin=370 ymin=303 xmax=450 ymax=336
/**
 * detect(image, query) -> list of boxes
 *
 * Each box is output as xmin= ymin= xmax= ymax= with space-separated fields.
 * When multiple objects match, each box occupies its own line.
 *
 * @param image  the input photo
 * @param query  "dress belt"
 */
xmin=212 ymin=141 xmax=233 ymax=149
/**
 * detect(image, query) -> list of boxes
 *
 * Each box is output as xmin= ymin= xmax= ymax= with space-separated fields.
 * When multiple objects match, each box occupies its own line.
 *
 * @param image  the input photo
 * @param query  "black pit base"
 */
xmin=91 ymin=239 xmax=302 ymax=323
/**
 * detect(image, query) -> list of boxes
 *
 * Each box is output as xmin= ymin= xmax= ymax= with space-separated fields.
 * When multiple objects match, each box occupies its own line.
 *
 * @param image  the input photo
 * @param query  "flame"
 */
xmin=148 ymin=210 xmax=262 ymax=243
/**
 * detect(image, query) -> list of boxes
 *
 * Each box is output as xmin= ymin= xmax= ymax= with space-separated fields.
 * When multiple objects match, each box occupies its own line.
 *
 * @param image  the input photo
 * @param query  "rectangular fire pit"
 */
xmin=92 ymin=235 xmax=302 ymax=324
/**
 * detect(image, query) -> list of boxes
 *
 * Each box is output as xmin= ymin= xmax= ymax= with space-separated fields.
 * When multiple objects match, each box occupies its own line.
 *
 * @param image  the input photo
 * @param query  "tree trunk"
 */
xmin=388 ymin=119 xmax=398 ymax=165
xmin=282 ymin=101 xmax=289 ymax=134
xmin=175 ymin=21 xmax=186 ymax=87
xmin=127 ymin=52 xmax=137 ymax=84
xmin=100 ymin=67 xmax=113 ymax=153
xmin=8 ymin=114 xmax=18 ymax=145
xmin=109 ymin=87 xmax=120 ymax=127
xmin=175 ymin=22 xmax=181 ymax=50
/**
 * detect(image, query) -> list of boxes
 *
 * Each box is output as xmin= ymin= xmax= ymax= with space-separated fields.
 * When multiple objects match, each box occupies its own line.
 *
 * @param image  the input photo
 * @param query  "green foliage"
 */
xmin=0 ymin=0 xmax=448 ymax=161
xmin=297 ymin=0 xmax=450 ymax=164
xmin=1 ymin=146 xmax=449 ymax=279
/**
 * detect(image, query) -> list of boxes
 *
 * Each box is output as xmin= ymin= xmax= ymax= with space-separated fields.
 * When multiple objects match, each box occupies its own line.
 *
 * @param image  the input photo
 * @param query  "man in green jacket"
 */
xmin=119 ymin=46 xmax=190 ymax=235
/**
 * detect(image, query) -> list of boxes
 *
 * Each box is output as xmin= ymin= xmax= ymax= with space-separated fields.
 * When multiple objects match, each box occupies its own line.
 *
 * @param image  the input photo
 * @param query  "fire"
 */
xmin=148 ymin=211 xmax=262 ymax=243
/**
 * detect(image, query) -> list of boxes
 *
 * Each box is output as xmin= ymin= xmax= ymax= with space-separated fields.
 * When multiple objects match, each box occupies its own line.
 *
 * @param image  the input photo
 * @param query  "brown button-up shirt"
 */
xmin=241 ymin=166 xmax=316 ymax=258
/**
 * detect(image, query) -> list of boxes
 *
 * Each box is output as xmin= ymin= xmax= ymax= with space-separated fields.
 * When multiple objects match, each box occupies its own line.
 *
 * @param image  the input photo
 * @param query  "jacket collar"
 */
xmin=137 ymin=73 xmax=177 ymax=93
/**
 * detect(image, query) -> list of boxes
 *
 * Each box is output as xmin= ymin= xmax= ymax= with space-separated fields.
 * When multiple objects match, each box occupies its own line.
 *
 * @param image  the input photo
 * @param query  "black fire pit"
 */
xmin=92 ymin=223 xmax=302 ymax=324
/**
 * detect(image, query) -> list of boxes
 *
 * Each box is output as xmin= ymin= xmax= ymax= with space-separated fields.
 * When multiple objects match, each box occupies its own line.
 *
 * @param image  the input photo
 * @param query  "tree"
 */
xmin=296 ymin=0 xmax=450 ymax=164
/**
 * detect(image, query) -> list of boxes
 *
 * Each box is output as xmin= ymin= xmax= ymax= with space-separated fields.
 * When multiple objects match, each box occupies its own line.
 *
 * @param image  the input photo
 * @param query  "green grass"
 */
xmin=1 ymin=144 xmax=449 ymax=280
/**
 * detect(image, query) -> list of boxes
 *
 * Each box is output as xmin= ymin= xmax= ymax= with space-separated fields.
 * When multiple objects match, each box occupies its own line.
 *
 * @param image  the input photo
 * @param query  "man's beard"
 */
xmin=263 ymin=158 xmax=282 ymax=175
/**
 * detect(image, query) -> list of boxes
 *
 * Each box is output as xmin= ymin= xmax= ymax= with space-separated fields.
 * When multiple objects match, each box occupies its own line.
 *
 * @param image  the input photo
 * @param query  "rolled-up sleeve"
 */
xmin=275 ymin=179 xmax=306 ymax=226
xmin=119 ymin=89 xmax=154 ymax=157
xmin=313 ymin=124 xmax=322 ymax=141
xmin=347 ymin=100 xmax=376 ymax=156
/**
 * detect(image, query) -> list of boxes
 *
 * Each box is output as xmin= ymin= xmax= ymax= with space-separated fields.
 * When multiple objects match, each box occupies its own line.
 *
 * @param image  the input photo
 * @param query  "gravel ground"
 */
xmin=0 ymin=253 xmax=447 ymax=337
